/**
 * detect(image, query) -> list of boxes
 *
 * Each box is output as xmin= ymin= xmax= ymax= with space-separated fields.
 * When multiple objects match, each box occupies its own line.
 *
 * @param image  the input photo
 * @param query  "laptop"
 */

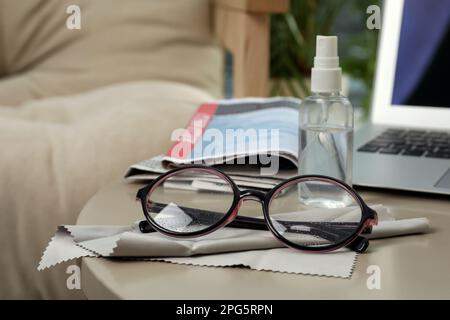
xmin=353 ymin=0 xmax=450 ymax=195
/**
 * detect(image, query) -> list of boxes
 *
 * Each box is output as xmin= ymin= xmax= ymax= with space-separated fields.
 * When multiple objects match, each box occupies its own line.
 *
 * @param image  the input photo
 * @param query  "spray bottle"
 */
xmin=298 ymin=36 xmax=354 ymax=207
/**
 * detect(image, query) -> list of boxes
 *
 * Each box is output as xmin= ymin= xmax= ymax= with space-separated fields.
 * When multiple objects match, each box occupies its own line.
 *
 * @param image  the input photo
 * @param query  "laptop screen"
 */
xmin=392 ymin=0 xmax=450 ymax=108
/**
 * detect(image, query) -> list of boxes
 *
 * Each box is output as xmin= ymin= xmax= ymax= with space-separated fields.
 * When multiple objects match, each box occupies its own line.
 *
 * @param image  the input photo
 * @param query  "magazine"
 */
xmin=125 ymin=98 xmax=301 ymax=190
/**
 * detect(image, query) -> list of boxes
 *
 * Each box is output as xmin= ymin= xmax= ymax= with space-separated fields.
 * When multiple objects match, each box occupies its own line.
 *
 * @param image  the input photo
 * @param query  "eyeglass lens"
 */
xmin=268 ymin=179 xmax=362 ymax=248
xmin=145 ymin=169 xmax=235 ymax=233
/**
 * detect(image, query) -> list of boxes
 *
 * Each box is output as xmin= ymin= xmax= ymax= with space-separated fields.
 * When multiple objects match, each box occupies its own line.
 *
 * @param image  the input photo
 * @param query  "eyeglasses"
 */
xmin=136 ymin=166 xmax=378 ymax=253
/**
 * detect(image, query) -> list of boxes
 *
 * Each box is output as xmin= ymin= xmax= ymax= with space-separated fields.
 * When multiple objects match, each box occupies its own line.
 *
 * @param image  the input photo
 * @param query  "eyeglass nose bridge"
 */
xmin=238 ymin=189 xmax=267 ymax=203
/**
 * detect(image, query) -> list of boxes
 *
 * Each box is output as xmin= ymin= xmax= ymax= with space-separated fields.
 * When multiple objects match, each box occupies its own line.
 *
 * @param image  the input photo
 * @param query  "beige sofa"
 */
xmin=0 ymin=0 xmax=287 ymax=299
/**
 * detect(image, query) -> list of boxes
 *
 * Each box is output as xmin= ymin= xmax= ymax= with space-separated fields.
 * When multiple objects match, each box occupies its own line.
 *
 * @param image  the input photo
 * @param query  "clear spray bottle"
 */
xmin=298 ymin=36 xmax=353 ymax=208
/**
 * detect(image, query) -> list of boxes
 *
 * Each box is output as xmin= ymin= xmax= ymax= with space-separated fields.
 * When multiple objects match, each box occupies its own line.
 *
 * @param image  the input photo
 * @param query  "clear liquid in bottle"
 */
xmin=298 ymin=123 xmax=353 ymax=208
xmin=297 ymin=36 xmax=354 ymax=208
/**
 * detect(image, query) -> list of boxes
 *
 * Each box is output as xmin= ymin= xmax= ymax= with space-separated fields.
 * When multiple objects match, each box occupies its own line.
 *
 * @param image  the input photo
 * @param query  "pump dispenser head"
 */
xmin=311 ymin=36 xmax=342 ymax=93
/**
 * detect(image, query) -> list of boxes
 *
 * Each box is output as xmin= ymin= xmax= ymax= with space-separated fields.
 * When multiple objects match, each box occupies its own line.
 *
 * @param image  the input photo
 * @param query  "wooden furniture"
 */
xmin=214 ymin=0 xmax=290 ymax=97
xmin=79 ymin=180 xmax=450 ymax=299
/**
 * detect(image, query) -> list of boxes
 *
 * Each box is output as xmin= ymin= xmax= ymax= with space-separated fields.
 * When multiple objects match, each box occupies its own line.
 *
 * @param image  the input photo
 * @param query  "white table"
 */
xmin=78 ymin=180 xmax=450 ymax=299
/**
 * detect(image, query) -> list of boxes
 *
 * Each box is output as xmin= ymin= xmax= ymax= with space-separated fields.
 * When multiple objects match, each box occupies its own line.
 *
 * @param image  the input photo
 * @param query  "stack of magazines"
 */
xmin=125 ymin=98 xmax=301 ymax=191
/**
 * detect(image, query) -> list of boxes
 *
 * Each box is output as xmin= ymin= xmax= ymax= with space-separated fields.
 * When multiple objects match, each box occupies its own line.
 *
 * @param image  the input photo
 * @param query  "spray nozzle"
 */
xmin=314 ymin=36 xmax=340 ymax=68
xmin=316 ymin=36 xmax=338 ymax=57
xmin=311 ymin=35 xmax=342 ymax=93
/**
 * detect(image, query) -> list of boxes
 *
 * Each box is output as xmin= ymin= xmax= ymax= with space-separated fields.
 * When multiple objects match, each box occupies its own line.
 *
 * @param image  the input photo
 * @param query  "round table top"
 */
xmin=78 ymin=180 xmax=450 ymax=299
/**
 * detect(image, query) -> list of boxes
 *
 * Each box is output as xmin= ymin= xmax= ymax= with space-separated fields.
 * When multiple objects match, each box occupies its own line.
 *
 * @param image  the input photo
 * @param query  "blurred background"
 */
xmin=0 ymin=0 xmax=383 ymax=299
xmin=226 ymin=0 xmax=381 ymax=118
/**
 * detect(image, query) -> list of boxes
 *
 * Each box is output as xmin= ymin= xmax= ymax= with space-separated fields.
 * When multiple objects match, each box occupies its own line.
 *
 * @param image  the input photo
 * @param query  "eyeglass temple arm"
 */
xmin=138 ymin=218 xmax=368 ymax=253
xmin=227 ymin=216 xmax=370 ymax=253
xmin=140 ymin=201 xmax=369 ymax=235
xmin=138 ymin=212 xmax=370 ymax=253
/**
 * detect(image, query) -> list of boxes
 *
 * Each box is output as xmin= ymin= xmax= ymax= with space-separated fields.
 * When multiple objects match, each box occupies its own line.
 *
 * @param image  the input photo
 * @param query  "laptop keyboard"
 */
xmin=358 ymin=129 xmax=450 ymax=159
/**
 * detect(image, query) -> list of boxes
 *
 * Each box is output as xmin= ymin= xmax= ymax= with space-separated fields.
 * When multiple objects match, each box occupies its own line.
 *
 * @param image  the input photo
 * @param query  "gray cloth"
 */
xmin=38 ymin=207 xmax=430 ymax=278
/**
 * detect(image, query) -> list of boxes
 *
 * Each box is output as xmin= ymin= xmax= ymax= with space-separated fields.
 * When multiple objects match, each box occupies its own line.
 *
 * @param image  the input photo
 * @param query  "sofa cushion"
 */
xmin=0 ymin=80 xmax=213 ymax=298
xmin=0 ymin=0 xmax=223 ymax=105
